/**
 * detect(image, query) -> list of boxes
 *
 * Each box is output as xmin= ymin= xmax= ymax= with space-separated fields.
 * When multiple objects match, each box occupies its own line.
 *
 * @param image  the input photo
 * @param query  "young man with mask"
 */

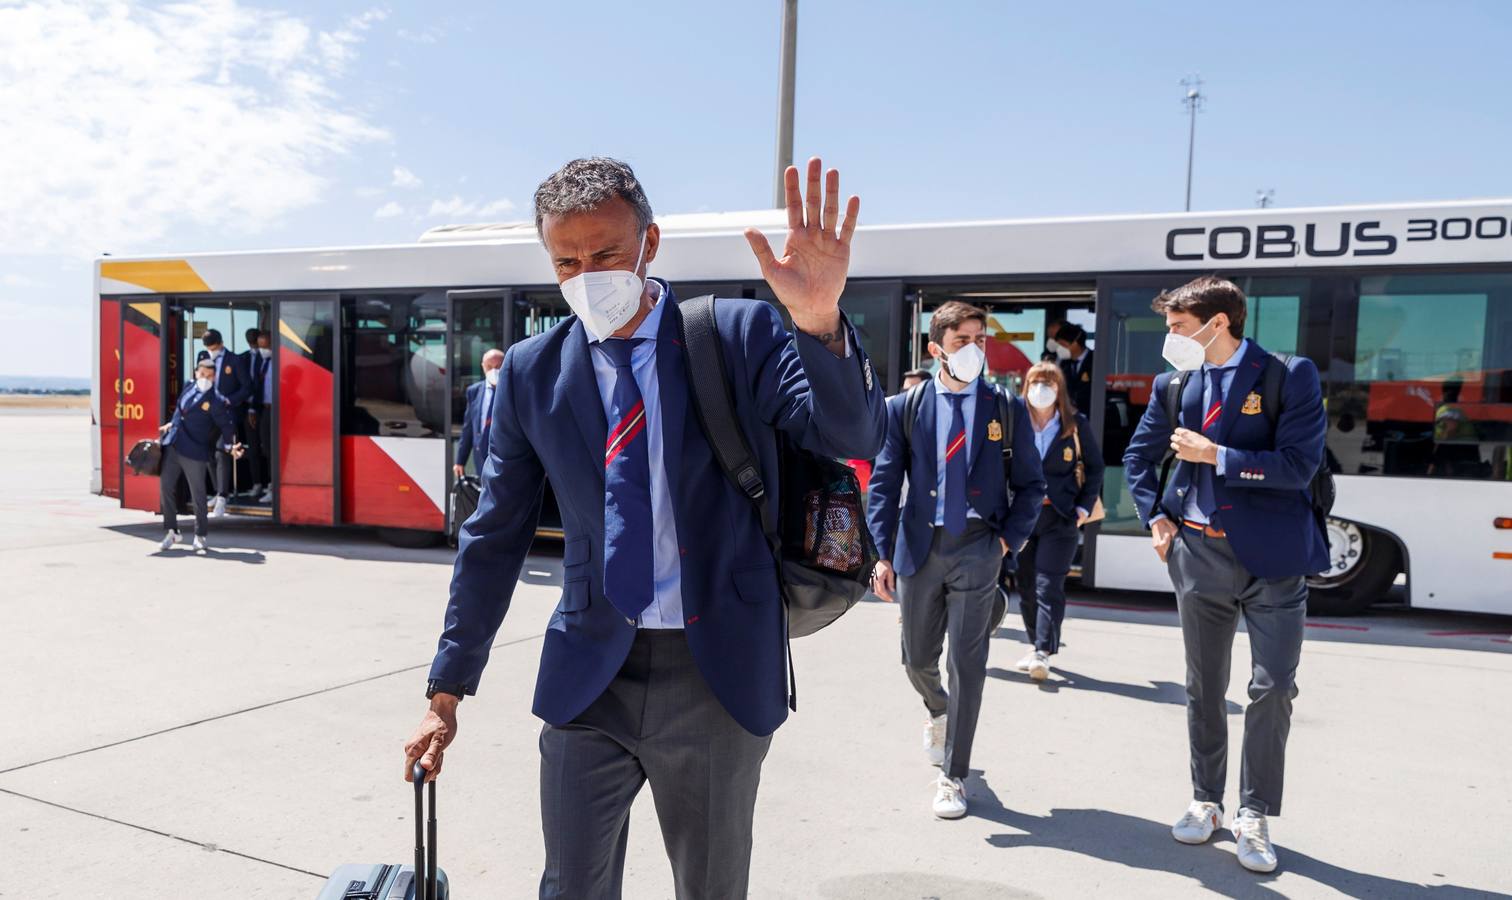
xmin=199 ymin=329 xmax=251 ymax=515
xmin=157 ymin=357 xmax=243 ymax=551
xmin=403 ymin=157 xmax=885 ymax=898
xmin=454 ymin=348 xmax=504 ymax=479
xmin=241 ymin=328 xmax=269 ymax=500
xmin=1123 ymin=275 xmax=1328 ymax=874
xmin=866 ymin=301 xmax=1045 ymax=819
xmin=1053 ymin=323 xmax=1094 ymax=414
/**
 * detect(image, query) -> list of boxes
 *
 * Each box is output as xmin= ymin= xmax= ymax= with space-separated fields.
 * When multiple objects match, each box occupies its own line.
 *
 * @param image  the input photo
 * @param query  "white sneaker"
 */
xmin=1014 ymin=651 xmax=1036 ymax=672
xmin=159 ymin=531 xmax=179 ymax=550
xmin=211 ymin=496 xmax=227 ymax=518
xmin=932 ymin=773 xmax=967 ymax=819
xmin=192 ymin=535 xmax=208 ymax=552
xmin=922 ymin=714 xmax=946 ymax=767
xmin=1232 ymin=809 xmax=1278 ymax=873
xmin=258 ymin=487 xmax=273 ymax=503
xmin=1172 ymin=800 xmax=1223 ymax=844
xmin=1028 ymin=651 xmax=1050 ymax=682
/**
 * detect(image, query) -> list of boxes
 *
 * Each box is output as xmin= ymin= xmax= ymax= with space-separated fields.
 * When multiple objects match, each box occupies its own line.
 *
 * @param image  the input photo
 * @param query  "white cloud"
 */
xmin=0 ymin=1 xmax=389 ymax=258
xmin=2 ymin=273 xmax=45 ymax=288
xmin=397 ymin=25 xmax=443 ymax=44
xmin=373 ymin=201 xmax=403 ymax=219
xmin=424 ymin=195 xmax=516 ymax=220
xmin=391 ymin=165 xmax=422 ymax=189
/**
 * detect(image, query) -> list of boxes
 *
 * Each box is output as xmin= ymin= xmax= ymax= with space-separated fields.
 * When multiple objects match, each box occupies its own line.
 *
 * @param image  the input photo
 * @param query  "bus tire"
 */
xmin=1305 ymin=519 xmax=1401 ymax=617
xmin=377 ymin=527 xmax=442 ymax=549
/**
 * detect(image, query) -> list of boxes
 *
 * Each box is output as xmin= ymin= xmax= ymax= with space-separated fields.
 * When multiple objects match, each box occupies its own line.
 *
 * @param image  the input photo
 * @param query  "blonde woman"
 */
xmin=1015 ymin=361 xmax=1104 ymax=680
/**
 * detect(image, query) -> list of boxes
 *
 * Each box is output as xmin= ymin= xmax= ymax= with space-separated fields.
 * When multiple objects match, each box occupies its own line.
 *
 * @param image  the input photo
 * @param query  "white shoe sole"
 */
xmin=934 ymin=807 xmax=967 ymax=820
xmin=1236 ymin=853 xmax=1278 ymax=873
xmin=1172 ymin=828 xmax=1215 ymax=845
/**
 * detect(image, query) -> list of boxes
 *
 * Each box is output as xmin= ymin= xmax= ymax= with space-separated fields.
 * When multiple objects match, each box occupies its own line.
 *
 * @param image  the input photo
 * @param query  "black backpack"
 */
xmin=678 ymin=296 xmax=880 ymax=707
xmin=899 ymin=379 xmax=1016 ymax=635
xmin=1156 ymin=353 xmax=1335 ymax=528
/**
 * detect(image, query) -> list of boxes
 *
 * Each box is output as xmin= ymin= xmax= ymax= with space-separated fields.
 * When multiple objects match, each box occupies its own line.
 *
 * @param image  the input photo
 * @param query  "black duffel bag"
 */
xmin=126 ymin=439 xmax=162 ymax=476
xmin=449 ymin=475 xmax=481 ymax=544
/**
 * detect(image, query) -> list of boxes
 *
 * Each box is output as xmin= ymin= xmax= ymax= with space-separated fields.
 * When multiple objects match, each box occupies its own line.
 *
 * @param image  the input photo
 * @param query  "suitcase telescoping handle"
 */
xmin=411 ymin=762 xmax=438 ymax=900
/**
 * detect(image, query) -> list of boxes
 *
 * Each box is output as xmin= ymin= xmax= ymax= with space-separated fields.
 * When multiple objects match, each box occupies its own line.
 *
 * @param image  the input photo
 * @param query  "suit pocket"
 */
xmin=732 ymin=562 xmax=779 ymax=605
xmin=558 ymin=577 xmax=590 ymax=612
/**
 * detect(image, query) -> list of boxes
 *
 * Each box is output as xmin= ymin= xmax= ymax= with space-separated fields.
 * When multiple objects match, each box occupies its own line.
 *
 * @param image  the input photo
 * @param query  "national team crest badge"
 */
xmin=1081 ymin=371 xmax=1090 ymax=382
xmin=200 ymin=401 xmax=210 ymax=411
xmin=1242 ymin=391 xmax=1263 ymax=415
xmin=987 ymin=420 xmax=1002 ymax=441
xmin=1063 ymin=446 xmax=1074 ymax=462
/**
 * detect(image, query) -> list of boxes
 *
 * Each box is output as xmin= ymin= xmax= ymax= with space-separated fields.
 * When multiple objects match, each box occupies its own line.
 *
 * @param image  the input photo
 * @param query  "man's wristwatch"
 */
xmin=426 ymin=680 xmax=466 ymax=702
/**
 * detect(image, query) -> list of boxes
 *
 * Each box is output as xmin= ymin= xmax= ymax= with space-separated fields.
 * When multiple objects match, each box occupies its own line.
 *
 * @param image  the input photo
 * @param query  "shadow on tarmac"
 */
xmin=965 ymin=773 xmax=1507 ymax=899
xmin=986 ymin=665 xmax=1243 ymax=714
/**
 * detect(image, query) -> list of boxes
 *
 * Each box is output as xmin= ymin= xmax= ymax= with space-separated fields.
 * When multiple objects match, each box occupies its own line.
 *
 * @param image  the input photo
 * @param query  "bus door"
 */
xmin=445 ymin=289 xmax=510 ymax=533
xmin=910 ymin=287 xmax=1095 ymax=394
xmin=272 ymin=295 xmax=341 ymax=526
xmin=116 ymin=297 xmax=169 ymax=513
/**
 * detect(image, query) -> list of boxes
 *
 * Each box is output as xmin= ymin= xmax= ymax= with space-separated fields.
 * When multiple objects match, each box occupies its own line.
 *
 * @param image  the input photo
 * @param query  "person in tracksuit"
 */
xmin=867 ymin=300 xmax=1045 ymax=820
xmin=1013 ymin=361 xmax=1104 ymax=682
xmin=158 ymin=357 xmax=243 ymax=552
xmin=1123 ymin=276 xmax=1329 ymax=874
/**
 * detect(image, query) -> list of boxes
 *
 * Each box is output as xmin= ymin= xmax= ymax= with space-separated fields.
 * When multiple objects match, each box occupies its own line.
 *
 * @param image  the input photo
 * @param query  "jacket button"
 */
xmin=929 ymin=490 xmax=938 ymax=497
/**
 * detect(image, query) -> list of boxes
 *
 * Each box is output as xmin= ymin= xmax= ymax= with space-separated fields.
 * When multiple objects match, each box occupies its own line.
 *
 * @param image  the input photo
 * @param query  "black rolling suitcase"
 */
xmin=316 ymin=763 xmax=449 ymax=899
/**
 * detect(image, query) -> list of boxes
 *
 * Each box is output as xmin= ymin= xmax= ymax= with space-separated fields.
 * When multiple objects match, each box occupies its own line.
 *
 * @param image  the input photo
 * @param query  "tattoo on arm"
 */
xmin=800 ymin=328 xmax=847 ymax=357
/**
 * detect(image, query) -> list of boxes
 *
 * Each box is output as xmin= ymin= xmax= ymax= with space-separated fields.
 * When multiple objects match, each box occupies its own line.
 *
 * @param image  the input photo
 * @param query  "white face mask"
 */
xmin=1046 ymin=339 xmax=1071 ymax=361
xmin=940 ymin=341 xmax=985 ymax=384
xmin=560 ymin=232 xmax=648 ymax=342
xmin=258 ymin=347 xmax=272 ymax=359
xmin=484 ymin=367 xmax=499 ymax=387
xmin=1027 ymin=382 xmax=1058 ymax=410
xmin=1161 ymin=318 xmax=1221 ymax=372
xmin=195 ymin=377 xmax=213 ymax=392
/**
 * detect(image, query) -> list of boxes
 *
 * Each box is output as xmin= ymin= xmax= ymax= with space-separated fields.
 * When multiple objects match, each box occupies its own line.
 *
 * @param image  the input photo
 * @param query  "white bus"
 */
xmin=93 ymin=199 xmax=1512 ymax=616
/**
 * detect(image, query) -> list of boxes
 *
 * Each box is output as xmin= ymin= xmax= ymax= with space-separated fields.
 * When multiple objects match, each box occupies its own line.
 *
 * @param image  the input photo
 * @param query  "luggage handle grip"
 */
xmin=411 ymin=762 xmax=437 ymax=900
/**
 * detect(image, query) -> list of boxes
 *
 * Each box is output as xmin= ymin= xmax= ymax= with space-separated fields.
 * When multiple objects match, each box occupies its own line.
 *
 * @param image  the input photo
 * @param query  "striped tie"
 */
xmin=600 ymin=338 xmax=654 ymax=622
xmin=1195 ymin=368 xmax=1224 ymax=520
xmin=944 ymin=393 xmax=969 ymax=535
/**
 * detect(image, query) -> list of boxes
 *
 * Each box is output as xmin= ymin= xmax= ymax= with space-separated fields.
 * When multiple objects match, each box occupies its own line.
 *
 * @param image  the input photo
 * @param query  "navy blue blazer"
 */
xmin=429 ymin=291 xmax=887 ymax=737
xmin=208 ymin=350 xmax=252 ymax=410
xmin=163 ymin=381 xmax=238 ymax=462
xmin=1122 ymin=341 xmax=1330 ymax=579
xmin=866 ymin=381 xmax=1047 ymax=578
xmin=454 ymin=380 xmax=488 ymax=472
xmin=241 ymin=350 xmax=270 ymax=407
xmin=1038 ymin=412 xmax=1105 ymax=521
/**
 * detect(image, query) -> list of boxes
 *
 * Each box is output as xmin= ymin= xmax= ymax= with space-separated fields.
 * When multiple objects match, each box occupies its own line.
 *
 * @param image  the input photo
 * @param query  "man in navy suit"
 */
xmin=200 ymin=329 xmax=251 ymax=515
xmin=866 ymin=300 xmax=1046 ymax=820
xmin=453 ymin=348 xmax=504 ymax=479
xmin=403 ymin=156 xmax=884 ymax=898
xmin=1123 ymin=276 xmax=1328 ymax=875
xmin=157 ymin=356 xmax=242 ymax=552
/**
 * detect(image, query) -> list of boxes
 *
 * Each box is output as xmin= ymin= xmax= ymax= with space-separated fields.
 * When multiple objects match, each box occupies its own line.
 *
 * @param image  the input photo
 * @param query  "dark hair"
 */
xmin=1058 ymin=323 xmax=1087 ymax=347
xmin=245 ymin=327 xmax=261 ymax=344
xmin=1025 ymin=361 xmax=1078 ymax=435
xmin=202 ymin=329 xmax=223 ymax=347
xmin=929 ymin=301 xmax=988 ymax=345
xmin=1151 ymin=275 xmax=1247 ymax=339
xmin=533 ymin=157 xmax=653 ymax=239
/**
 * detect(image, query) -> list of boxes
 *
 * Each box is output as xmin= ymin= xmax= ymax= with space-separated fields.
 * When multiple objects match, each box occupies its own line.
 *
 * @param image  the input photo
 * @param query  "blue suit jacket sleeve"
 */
xmin=429 ymin=348 xmax=545 ymax=693
xmin=1000 ymin=396 xmax=1046 ymax=549
xmin=1123 ymin=372 xmax=1175 ymax=528
xmin=1221 ymin=357 xmax=1326 ymax=491
xmin=1073 ymin=413 xmax=1106 ymax=514
xmin=218 ymin=353 xmax=252 ymax=408
xmin=864 ymin=393 xmax=908 ymax=561
xmin=455 ymin=382 xmax=477 ymax=466
xmin=745 ymin=303 xmax=887 ymax=460
xmin=210 ymin=396 xmax=237 ymax=451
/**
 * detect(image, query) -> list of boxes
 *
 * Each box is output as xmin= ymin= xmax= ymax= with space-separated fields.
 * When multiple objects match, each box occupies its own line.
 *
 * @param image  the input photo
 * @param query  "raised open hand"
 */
xmin=744 ymin=157 xmax=860 ymax=346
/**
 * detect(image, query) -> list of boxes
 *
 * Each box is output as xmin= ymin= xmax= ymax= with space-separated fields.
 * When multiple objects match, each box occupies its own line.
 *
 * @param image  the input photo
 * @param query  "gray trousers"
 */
xmin=539 ymin=630 xmax=772 ymax=900
xmin=898 ymin=521 xmax=1000 ymax=780
xmin=1168 ymin=527 xmax=1306 ymax=815
xmin=159 ymin=446 xmax=209 ymax=537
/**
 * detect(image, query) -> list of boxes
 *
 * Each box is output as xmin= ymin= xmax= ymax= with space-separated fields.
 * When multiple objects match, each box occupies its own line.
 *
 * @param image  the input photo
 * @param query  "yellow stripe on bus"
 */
xmin=100 ymin=260 xmax=210 ymax=293
xmin=278 ymin=319 xmax=314 ymax=355
xmin=127 ymin=301 xmax=161 ymax=324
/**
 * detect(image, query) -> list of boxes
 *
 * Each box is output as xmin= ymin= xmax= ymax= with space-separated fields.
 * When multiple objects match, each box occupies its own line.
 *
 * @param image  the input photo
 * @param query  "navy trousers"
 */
xmin=1017 ymin=506 xmax=1080 ymax=655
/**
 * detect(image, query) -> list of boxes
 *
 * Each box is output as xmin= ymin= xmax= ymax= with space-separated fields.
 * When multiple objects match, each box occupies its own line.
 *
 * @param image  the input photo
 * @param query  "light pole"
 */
xmin=1256 ymin=188 xmax=1275 ymax=209
xmin=1180 ymin=75 xmax=1204 ymax=212
xmin=772 ymin=0 xmax=798 ymax=208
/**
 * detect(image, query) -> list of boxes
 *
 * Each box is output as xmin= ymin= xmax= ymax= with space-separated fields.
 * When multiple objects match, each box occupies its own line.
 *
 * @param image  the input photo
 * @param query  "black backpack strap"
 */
xmin=676 ymin=294 xmax=796 ymax=711
xmin=994 ymin=385 xmax=1014 ymax=462
xmin=900 ymin=380 xmax=928 ymax=459
xmin=1153 ymin=370 xmax=1192 ymax=523
xmin=1262 ymin=352 xmax=1291 ymax=430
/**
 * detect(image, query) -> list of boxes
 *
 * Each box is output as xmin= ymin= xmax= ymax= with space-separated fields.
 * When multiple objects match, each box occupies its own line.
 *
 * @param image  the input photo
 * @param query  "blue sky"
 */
xmin=2 ymin=0 xmax=1510 ymax=377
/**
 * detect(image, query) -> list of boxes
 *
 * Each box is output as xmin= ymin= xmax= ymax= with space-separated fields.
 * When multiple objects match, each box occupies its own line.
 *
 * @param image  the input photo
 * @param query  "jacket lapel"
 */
xmin=1214 ymin=341 xmax=1265 ymax=443
xmin=916 ymin=383 xmax=938 ymax=490
xmin=562 ymin=320 xmax=607 ymax=485
xmin=657 ymin=292 xmax=687 ymax=508
xmin=967 ymin=380 xmax=994 ymax=478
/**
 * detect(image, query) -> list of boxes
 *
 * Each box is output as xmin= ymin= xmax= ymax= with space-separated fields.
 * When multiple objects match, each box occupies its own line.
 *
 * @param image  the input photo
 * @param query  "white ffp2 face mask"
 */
xmin=1046 ymin=339 xmax=1071 ymax=361
xmin=195 ymin=377 xmax=213 ymax=392
xmin=560 ymin=233 xmax=648 ymax=342
xmin=1027 ymin=382 xmax=1058 ymax=409
xmin=258 ymin=347 xmax=272 ymax=359
xmin=1161 ymin=318 xmax=1221 ymax=371
xmin=484 ymin=367 xmax=499 ymax=387
xmin=941 ymin=342 xmax=985 ymax=384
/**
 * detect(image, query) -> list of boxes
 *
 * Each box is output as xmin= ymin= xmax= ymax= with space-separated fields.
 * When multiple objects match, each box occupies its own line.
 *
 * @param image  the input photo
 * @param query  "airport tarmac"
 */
xmin=2 ymin=410 xmax=1509 ymax=899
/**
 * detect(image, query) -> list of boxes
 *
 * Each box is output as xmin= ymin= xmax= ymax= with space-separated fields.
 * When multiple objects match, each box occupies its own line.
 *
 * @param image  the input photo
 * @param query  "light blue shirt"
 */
xmin=479 ymin=383 xmax=495 ymax=433
xmin=1032 ymin=409 xmax=1061 ymax=459
xmin=589 ymin=278 xmax=682 ymax=630
xmin=932 ymin=372 xmax=983 ymax=526
xmin=1176 ymin=338 xmax=1248 ymax=525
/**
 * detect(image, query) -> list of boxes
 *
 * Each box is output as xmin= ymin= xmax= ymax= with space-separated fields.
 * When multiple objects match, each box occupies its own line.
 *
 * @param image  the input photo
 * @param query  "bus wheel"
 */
xmin=1305 ymin=519 xmax=1401 ymax=616
xmin=377 ymin=527 xmax=442 ymax=549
